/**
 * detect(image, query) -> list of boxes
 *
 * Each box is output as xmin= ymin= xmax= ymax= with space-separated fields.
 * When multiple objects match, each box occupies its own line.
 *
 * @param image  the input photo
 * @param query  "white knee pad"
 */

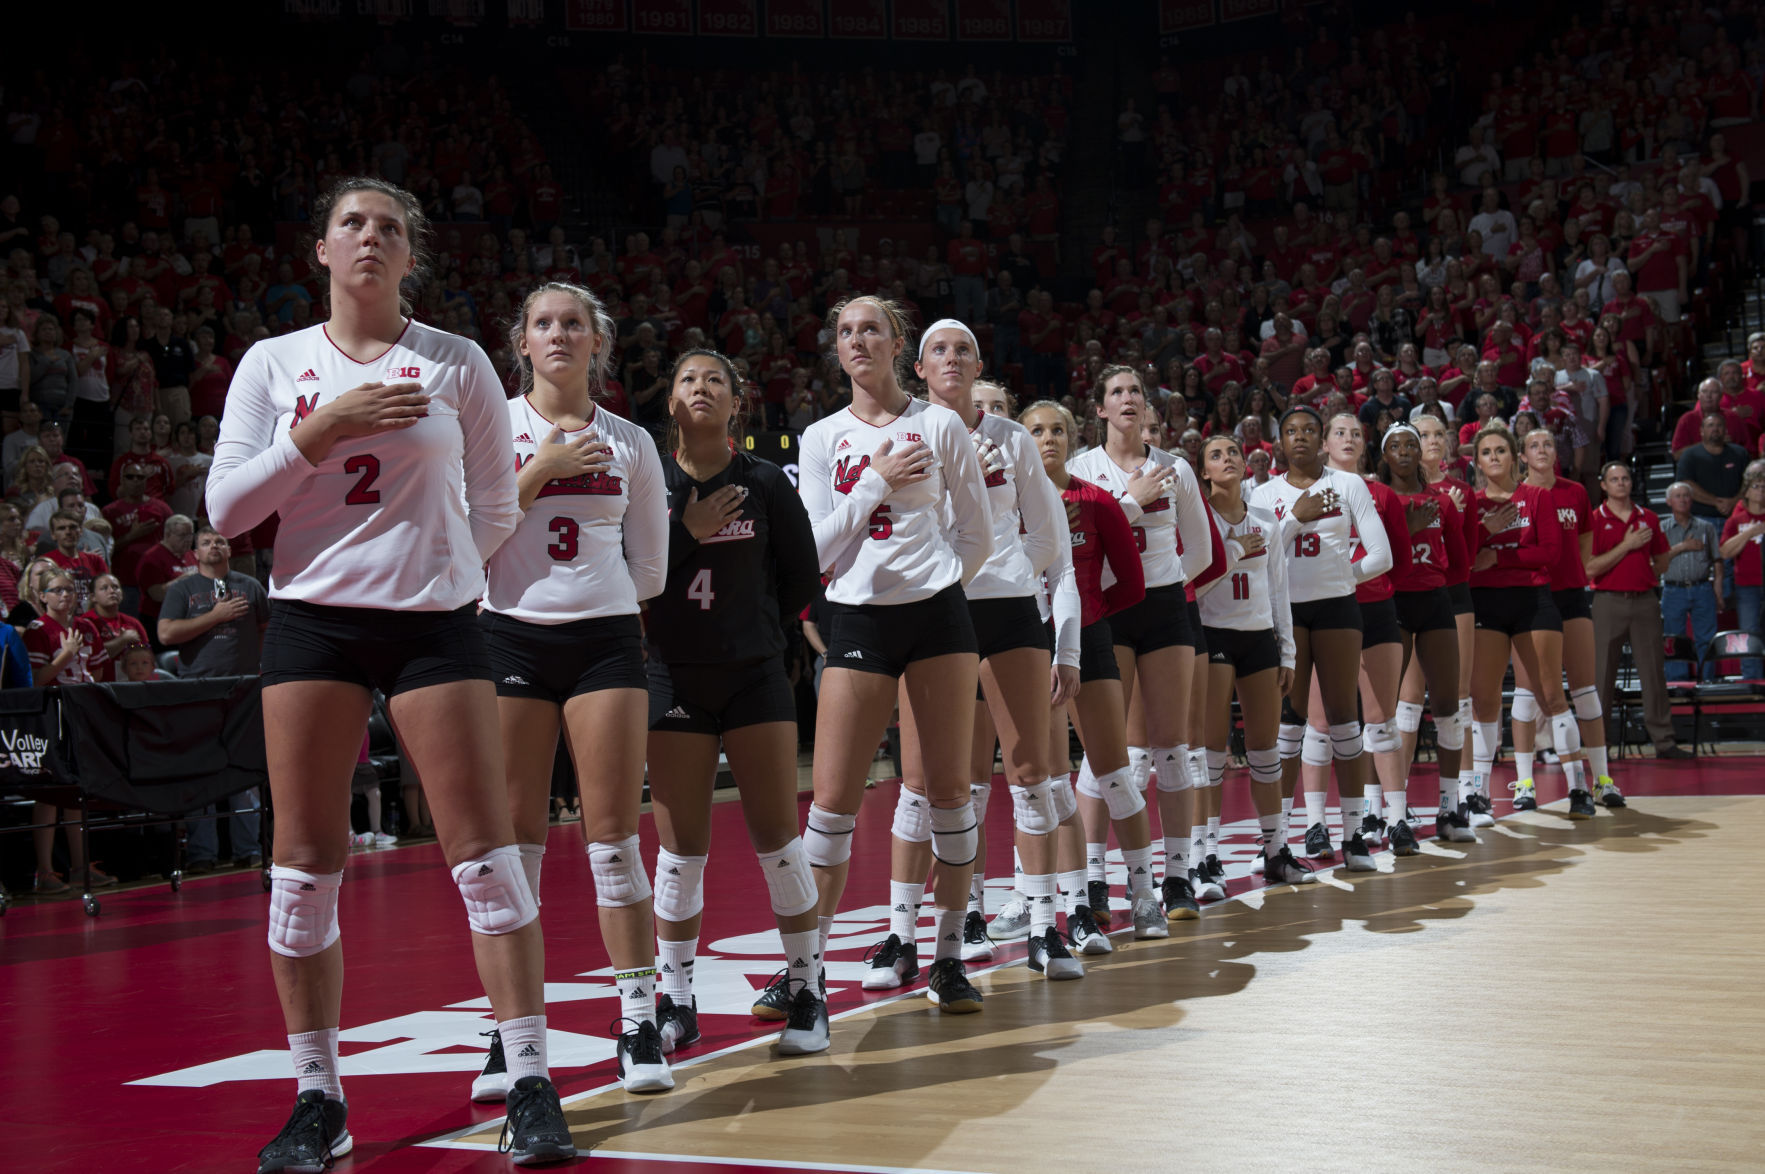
xmin=1301 ymin=725 xmax=1333 ymax=767
xmin=653 ymin=847 xmax=708 ymax=923
xmin=891 ymin=787 xmax=933 ymax=843
xmin=1277 ymin=722 xmax=1305 ymax=760
xmin=1075 ymin=755 xmax=1101 ymax=799
xmin=1204 ymin=748 xmax=1228 ymax=787
xmin=1153 ymin=745 xmax=1190 ymax=793
xmin=1472 ymin=720 xmax=1500 ymax=763
xmin=1190 ymin=747 xmax=1217 ymax=789
xmin=1047 ymin=775 xmax=1078 ymax=823
xmin=1550 ymin=709 xmax=1583 ymax=757
xmin=1434 ymin=711 xmax=1464 ymax=751
xmin=969 ymin=780 xmax=991 ymax=824
xmin=1096 ymin=765 xmax=1147 ymax=819
xmin=1126 ymin=746 xmax=1151 ymax=793
xmin=266 ymin=866 xmax=342 ymax=958
xmin=931 ymin=801 xmax=979 ymax=866
xmin=1245 ymin=746 xmax=1282 ymax=784
xmin=1571 ymin=685 xmax=1603 ymax=722
xmin=1328 ymin=721 xmax=1363 ymax=760
xmin=1011 ymin=780 xmax=1059 ymax=836
xmin=804 ymin=803 xmax=857 ymax=867
xmin=1394 ymin=700 xmax=1424 ymax=734
xmin=1365 ymin=719 xmax=1400 ymax=755
xmin=454 ymin=845 xmax=540 ymax=935
xmin=757 ymin=837 xmax=818 ymax=918
xmin=1511 ymin=688 xmax=1539 ymax=724
xmin=586 ymin=835 xmax=651 ymax=909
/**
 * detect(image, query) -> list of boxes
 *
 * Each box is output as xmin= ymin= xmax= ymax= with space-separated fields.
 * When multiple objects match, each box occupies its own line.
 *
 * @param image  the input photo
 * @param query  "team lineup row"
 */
xmin=213 ymin=179 xmax=1648 ymax=1173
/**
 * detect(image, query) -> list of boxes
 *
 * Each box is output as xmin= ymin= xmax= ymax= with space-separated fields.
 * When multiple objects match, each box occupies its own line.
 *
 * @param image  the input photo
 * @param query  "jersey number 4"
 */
xmin=344 ymin=455 xmax=381 ymax=505
xmin=687 ymin=568 xmax=715 ymax=610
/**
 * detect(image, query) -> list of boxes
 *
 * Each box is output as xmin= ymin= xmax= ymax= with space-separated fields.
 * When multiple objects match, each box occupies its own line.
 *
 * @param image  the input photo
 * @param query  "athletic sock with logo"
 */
xmin=498 ymin=1015 xmax=548 ymax=1081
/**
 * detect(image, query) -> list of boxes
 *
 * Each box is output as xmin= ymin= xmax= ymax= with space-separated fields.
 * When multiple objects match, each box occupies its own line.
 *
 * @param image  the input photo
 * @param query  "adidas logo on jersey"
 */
xmin=836 ymin=438 xmax=852 ymax=452
xmin=502 ymin=675 xmax=530 ymax=685
xmin=513 ymin=432 xmax=533 ymax=444
xmin=664 ymin=706 xmax=690 ymax=719
xmin=296 ymin=369 xmax=319 ymax=382
xmin=843 ymin=650 xmax=863 ymax=659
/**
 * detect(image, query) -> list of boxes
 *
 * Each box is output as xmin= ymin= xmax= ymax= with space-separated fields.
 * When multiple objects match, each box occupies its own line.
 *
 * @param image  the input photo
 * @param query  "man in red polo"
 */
xmin=1627 ymin=207 xmax=1688 ymax=324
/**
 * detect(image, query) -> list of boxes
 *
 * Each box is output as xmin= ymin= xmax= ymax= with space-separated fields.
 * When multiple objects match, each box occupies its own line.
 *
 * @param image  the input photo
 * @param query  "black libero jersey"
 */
xmin=647 ymin=450 xmax=819 ymax=665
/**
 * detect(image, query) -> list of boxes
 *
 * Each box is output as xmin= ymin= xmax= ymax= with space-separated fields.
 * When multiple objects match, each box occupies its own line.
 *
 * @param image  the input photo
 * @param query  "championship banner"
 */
xmin=827 ymin=0 xmax=886 ymax=38
xmin=1218 ymin=0 xmax=1278 ymax=21
xmin=765 ymin=0 xmax=823 ymax=36
xmin=1158 ymin=0 xmax=1213 ymax=32
xmin=564 ymin=0 xmax=628 ymax=30
xmin=699 ymin=0 xmax=759 ymax=34
xmin=1015 ymin=0 xmax=1072 ymax=41
xmin=506 ymin=0 xmax=546 ymax=26
xmin=632 ymin=0 xmax=691 ymax=32
xmin=891 ymin=0 xmax=948 ymax=39
xmin=955 ymin=0 xmax=1009 ymax=40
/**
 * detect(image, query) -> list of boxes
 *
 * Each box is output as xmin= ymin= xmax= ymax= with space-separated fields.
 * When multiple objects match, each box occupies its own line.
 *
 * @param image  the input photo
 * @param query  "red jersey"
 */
xmin=1721 ymin=506 xmax=1765 ymax=587
xmin=1536 ymin=477 xmax=1592 ymax=590
xmin=1589 ymin=503 xmax=1667 ymax=592
xmin=1354 ymin=478 xmax=1413 ymax=603
xmin=43 ymin=548 xmax=108 ymax=614
xmin=1062 ymin=476 xmax=1145 ymax=628
xmin=23 ymin=614 xmax=106 ymax=685
xmin=1389 ymin=483 xmax=1467 ymax=592
xmin=1470 ymin=483 xmax=1560 ymax=588
xmin=81 ymin=609 xmax=149 ymax=682
xmin=1424 ymin=474 xmax=1476 ymax=586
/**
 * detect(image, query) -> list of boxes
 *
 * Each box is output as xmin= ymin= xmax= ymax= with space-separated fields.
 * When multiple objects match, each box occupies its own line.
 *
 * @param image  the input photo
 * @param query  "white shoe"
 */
xmin=372 ymin=832 xmax=398 ymax=847
xmin=615 ymin=1021 xmax=674 ymax=1093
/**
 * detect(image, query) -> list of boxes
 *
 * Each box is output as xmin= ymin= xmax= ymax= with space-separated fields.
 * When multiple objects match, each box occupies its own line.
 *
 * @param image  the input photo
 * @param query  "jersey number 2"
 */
xmin=547 ymin=517 xmax=579 ymax=561
xmin=344 ymin=455 xmax=381 ymax=505
xmin=687 ymin=568 xmax=715 ymax=610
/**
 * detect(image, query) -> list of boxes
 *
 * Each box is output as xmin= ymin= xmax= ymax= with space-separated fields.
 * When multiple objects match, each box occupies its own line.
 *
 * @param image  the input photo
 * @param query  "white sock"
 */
xmin=781 ymin=928 xmax=820 ymax=996
xmin=818 ymin=914 xmax=835 ymax=962
xmin=1386 ymin=790 xmax=1407 ymax=826
xmin=1279 ymin=796 xmax=1293 ymax=842
xmin=517 ymin=842 xmax=545 ymax=906
xmin=1304 ymin=790 xmax=1327 ymax=828
xmin=1058 ymin=868 xmax=1088 ymax=916
xmin=1013 ymin=845 xmax=1024 ymax=884
xmin=1023 ymin=872 xmax=1057 ymax=936
xmin=1514 ymin=749 xmax=1535 ymax=783
xmin=1205 ymin=815 xmax=1220 ymax=856
xmin=889 ymin=880 xmax=924 ymax=940
xmin=289 ymin=1028 xmax=343 ymax=1101
xmin=1342 ymin=793 xmax=1365 ymax=839
xmin=1085 ymin=842 xmax=1107 ymax=883
xmin=615 ymin=967 xmax=657 ymax=1028
xmin=1187 ymin=825 xmax=1208 ymax=870
xmin=1440 ymin=774 xmax=1458 ymax=810
xmin=657 ymin=937 xmax=696 ymax=1000
xmin=1122 ymin=844 xmax=1155 ymax=897
xmin=1163 ymin=835 xmax=1190 ymax=877
xmin=968 ymin=872 xmax=986 ymax=915
xmin=1586 ymin=744 xmax=1609 ymax=781
xmin=498 ymin=1014 xmax=548 ymax=1081
xmin=933 ymin=907 xmax=965 ymax=962
xmin=1258 ymin=812 xmax=1281 ymax=854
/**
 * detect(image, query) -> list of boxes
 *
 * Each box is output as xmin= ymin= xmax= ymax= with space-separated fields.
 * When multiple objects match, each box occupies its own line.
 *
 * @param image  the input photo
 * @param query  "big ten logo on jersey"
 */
xmin=1237 ymin=525 xmax=1267 ymax=558
xmin=833 ymin=455 xmax=871 ymax=496
xmin=387 ymin=365 xmax=421 ymax=380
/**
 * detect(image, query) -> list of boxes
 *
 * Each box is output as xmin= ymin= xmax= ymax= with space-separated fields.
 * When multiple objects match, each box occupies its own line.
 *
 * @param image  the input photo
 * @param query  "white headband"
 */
xmin=918 ymin=318 xmax=980 ymax=361
xmin=1382 ymin=423 xmax=1421 ymax=449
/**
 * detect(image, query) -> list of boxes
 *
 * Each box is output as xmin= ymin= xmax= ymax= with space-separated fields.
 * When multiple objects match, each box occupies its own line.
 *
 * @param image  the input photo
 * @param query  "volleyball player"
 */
xmin=1195 ymin=436 xmax=1312 ymax=883
xmin=1019 ymin=399 xmax=1153 ymax=940
xmin=1252 ymin=407 xmax=1391 ymax=867
xmin=1319 ymin=414 xmax=1415 ymax=855
xmin=799 ymin=296 xmax=993 ymax=1012
xmin=1465 ymin=424 xmax=1588 ymax=820
xmin=868 ymin=324 xmax=1080 ymax=987
xmin=209 ymin=178 xmax=570 ymax=1169
xmin=478 ymin=282 xmax=672 ymax=1095
xmin=1396 ymin=414 xmax=1477 ymax=817
xmin=1515 ymin=428 xmax=1616 ymax=808
xmin=1379 ymin=424 xmax=1476 ymax=842
xmin=1068 ymin=366 xmax=1216 ymax=921
xmin=643 ymin=348 xmax=829 ymax=1053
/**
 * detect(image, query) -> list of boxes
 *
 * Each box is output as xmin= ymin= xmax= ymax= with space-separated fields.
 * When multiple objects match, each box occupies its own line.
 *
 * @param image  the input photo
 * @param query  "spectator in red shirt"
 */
xmin=107 ymin=415 xmax=175 ymax=501
xmin=43 ymin=508 xmax=108 ymax=614
xmin=1586 ymin=461 xmax=1678 ymax=751
xmin=134 ymin=512 xmax=198 ymax=638
xmin=1194 ymin=328 xmax=1244 ymax=399
xmin=1671 ymin=379 xmax=1746 ymax=459
xmin=82 ymin=572 xmax=149 ymax=682
xmin=101 ymin=463 xmax=172 ymax=609
xmin=946 ymin=221 xmax=989 ymax=325
xmin=1626 ymin=208 xmax=1688 ymax=324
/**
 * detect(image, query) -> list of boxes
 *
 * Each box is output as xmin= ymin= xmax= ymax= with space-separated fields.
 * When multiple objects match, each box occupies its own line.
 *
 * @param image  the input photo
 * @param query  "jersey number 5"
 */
xmin=687 ymin=568 xmax=715 ymax=610
xmin=868 ymin=505 xmax=893 ymax=540
xmin=344 ymin=455 xmax=381 ymax=505
xmin=547 ymin=517 xmax=579 ymax=561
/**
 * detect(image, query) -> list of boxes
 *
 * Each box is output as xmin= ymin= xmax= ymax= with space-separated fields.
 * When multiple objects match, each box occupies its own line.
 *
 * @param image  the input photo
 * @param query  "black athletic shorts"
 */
xmin=1472 ymin=585 xmax=1562 ymax=636
xmin=1394 ymin=587 xmax=1458 ymax=634
xmin=1290 ymin=592 xmax=1363 ymax=633
xmin=1360 ymin=597 xmax=1402 ymax=647
xmin=1447 ymin=580 xmax=1474 ymax=616
xmin=1553 ymin=587 xmax=1592 ymax=623
xmin=482 ymin=611 xmax=647 ymax=701
xmin=1079 ymin=619 xmax=1120 ymax=683
xmin=1186 ymin=599 xmax=1207 ymax=656
xmin=261 ymin=600 xmax=493 ymax=697
xmin=648 ymin=656 xmax=795 ymax=735
xmin=1109 ymin=583 xmax=1195 ymax=655
xmin=1203 ymin=625 xmax=1282 ymax=677
xmin=969 ymin=595 xmax=1051 ymax=661
xmin=824 ymin=583 xmax=977 ymax=678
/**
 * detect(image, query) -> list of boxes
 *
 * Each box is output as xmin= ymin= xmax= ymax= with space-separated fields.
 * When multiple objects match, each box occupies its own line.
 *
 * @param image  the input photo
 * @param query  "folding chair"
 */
xmin=1692 ymin=629 xmax=1765 ymax=753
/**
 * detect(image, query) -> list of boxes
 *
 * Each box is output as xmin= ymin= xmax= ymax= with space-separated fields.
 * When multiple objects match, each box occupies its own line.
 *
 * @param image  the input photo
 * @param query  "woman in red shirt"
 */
xmin=1586 ymin=462 xmax=1680 ymax=756
xmin=1514 ymin=427 xmax=1615 ymax=810
xmin=1466 ymin=423 xmax=1584 ymax=818
xmin=1717 ymin=465 xmax=1765 ymax=681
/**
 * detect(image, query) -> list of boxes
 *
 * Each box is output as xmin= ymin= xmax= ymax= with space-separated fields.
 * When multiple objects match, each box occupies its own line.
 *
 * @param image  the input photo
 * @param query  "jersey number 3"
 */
xmin=547 ymin=517 xmax=579 ymax=561
xmin=344 ymin=455 xmax=381 ymax=505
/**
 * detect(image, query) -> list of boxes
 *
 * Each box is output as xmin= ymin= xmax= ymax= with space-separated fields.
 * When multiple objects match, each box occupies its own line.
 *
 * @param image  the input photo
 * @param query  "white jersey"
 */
xmin=1196 ymin=502 xmax=1295 ymax=669
xmin=799 ymin=397 xmax=991 ymax=607
xmin=1249 ymin=465 xmax=1391 ymax=603
xmin=967 ymin=411 xmax=1065 ymax=601
xmin=1066 ymin=443 xmax=1211 ymax=589
xmin=208 ymin=319 xmax=518 ymax=609
xmin=482 ymin=396 xmax=667 ymax=624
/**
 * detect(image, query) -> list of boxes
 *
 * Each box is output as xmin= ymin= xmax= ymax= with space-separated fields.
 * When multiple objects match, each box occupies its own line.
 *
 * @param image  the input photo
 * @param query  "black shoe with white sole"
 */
xmin=1304 ymin=821 xmax=1333 ymax=858
xmin=1067 ymin=905 xmax=1113 ymax=954
xmin=751 ymin=969 xmax=792 ymax=1021
xmin=613 ymin=1018 xmax=674 ymax=1093
xmin=498 ymin=1075 xmax=576 ymax=1166
xmin=926 ymin=957 xmax=983 ymax=1012
xmin=257 ymin=1090 xmax=352 ymax=1174
xmin=471 ymin=1028 xmax=509 ymax=1103
xmin=656 ymin=993 xmax=700 ymax=1054
xmin=1027 ymin=926 xmax=1085 ymax=980
xmin=861 ymin=933 xmax=920 ymax=991
xmin=1389 ymin=819 xmax=1419 ymax=857
xmin=960 ymin=909 xmax=994 ymax=962
xmin=777 ymin=983 xmax=831 ymax=1055
xmin=1340 ymin=832 xmax=1377 ymax=871
xmin=1086 ymin=880 xmax=1113 ymax=927
xmin=1262 ymin=846 xmax=1317 ymax=885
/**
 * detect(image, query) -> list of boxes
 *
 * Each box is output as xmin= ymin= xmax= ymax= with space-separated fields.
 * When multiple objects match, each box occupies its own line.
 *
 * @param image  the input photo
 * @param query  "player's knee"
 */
xmin=1301 ymin=725 xmax=1333 ymax=767
xmin=1047 ymin=774 xmax=1078 ymax=823
xmin=1245 ymin=747 xmax=1282 ymax=784
xmin=1277 ymin=722 xmax=1305 ymax=760
xmin=756 ymin=837 xmax=818 ymax=918
xmin=1152 ymin=746 xmax=1190 ymax=793
xmin=652 ymin=847 xmax=707 ymax=922
xmin=1511 ymin=688 xmax=1539 ymax=724
xmin=1125 ymin=746 xmax=1151 ymax=793
xmin=1204 ymin=748 xmax=1228 ymax=787
xmin=931 ymin=801 xmax=979 ymax=866
xmin=969 ymin=780 xmax=991 ymax=824
xmin=267 ymin=866 xmax=343 ymax=958
xmin=453 ymin=845 xmax=539 ymax=935
xmin=890 ymin=786 xmax=932 ymax=843
xmin=1328 ymin=721 xmax=1363 ymax=760
xmin=1571 ymin=685 xmax=1602 ymax=722
xmin=1096 ymin=766 xmax=1147 ymax=819
xmin=1434 ymin=711 xmax=1464 ymax=751
xmin=804 ymin=803 xmax=857 ymax=867
xmin=1394 ymin=700 xmax=1424 ymax=734
xmin=586 ymin=835 xmax=651 ymax=908
xmin=1010 ymin=780 xmax=1058 ymax=836
xmin=1365 ymin=719 xmax=1400 ymax=755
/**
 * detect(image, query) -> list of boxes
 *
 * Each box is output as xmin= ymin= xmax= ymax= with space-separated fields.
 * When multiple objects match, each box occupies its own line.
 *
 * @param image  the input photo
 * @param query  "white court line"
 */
xmin=422 ymin=800 xmax=1571 ymax=1160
